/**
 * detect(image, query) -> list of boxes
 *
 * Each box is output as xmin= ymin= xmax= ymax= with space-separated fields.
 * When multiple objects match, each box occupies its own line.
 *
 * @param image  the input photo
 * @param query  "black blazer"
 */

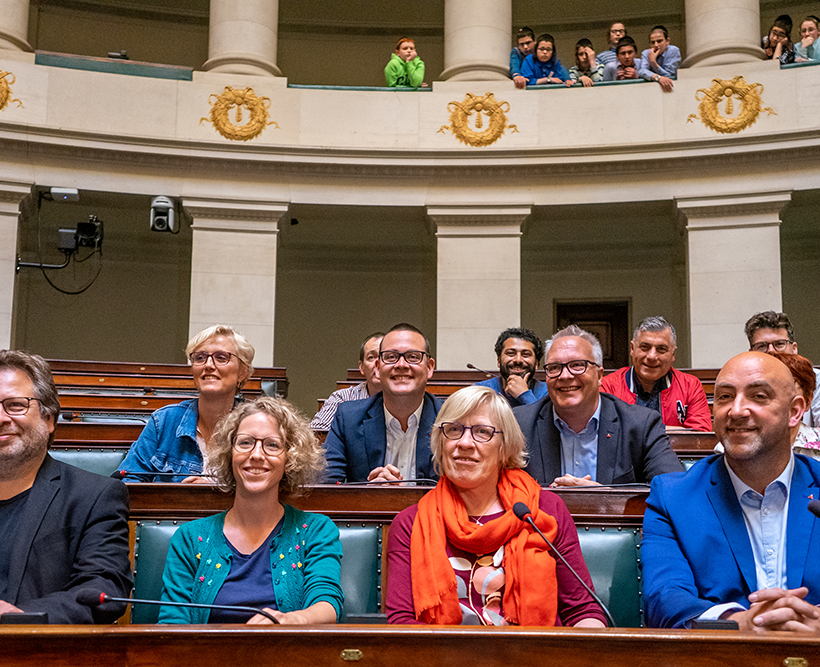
xmin=324 ymin=392 xmax=443 ymax=483
xmin=5 ymin=455 xmax=133 ymax=623
xmin=513 ymin=392 xmax=684 ymax=486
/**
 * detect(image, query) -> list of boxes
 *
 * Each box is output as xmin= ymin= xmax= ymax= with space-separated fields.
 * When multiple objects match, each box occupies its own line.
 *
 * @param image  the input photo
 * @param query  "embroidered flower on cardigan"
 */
xmin=199 ymin=576 xmax=205 ymax=582
xmin=196 ymin=553 xmax=201 ymax=560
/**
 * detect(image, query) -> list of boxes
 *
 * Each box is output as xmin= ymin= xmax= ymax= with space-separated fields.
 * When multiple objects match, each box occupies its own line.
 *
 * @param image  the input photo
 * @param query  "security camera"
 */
xmin=150 ymin=196 xmax=176 ymax=233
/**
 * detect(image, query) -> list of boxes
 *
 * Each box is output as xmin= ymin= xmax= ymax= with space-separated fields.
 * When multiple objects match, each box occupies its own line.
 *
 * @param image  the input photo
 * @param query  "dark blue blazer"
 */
xmin=642 ymin=453 xmax=820 ymax=628
xmin=323 ymin=392 xmax=442 ymax=483
xmin=513 ymin=392 xmax=683 ymax=486
xmin=6 ymin=455 xmax=133 ymax=623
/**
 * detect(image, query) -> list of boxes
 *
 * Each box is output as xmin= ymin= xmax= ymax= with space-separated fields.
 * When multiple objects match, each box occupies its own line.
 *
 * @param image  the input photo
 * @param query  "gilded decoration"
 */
xmin=687 ymin=76 xmax=776 ymax=134
xmin=200 ymin=86 xmax=279 ymax=141
xmin=438 ymin=92 xmax=518 ymax=147
xmin=0 ymin=71 xmax=23 ymax=112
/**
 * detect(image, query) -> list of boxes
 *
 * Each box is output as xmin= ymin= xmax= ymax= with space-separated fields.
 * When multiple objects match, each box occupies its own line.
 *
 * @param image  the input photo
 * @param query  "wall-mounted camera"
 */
xmin=150 ymin=196 xmax=177 ymax=233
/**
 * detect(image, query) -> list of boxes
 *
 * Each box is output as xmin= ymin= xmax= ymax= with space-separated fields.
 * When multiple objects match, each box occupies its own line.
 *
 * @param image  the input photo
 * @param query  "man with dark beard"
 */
xmin=476 ymin=327 xmax=547 ymax=408
xmin=0 ymin=350 xmax=132 ymax=623
xmin=642 ymin=352 xmax=820 ymax=632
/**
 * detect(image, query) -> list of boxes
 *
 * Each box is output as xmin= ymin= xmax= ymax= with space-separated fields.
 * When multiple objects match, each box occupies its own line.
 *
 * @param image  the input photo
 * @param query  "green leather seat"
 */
xmin=132 ymin=520 xmax=381 ymax=624
xmin=48 ymin=448 xmax=128 ymax=477
xmin=576 ymin=526 xmax=643 ymax=628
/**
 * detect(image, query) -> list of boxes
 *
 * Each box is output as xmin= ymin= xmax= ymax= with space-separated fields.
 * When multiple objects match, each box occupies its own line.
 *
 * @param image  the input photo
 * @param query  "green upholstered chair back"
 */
xmin=576 ymin=526 xmax=643 ymax=628
xmin=48 ymin=449 xmax=128 ymax=477
xmin=132 ymin=520 xmax=381 ymax=624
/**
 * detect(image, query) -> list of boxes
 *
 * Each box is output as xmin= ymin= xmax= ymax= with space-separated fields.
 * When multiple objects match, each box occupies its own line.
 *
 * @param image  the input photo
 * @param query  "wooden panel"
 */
xmin=0 ymin=625 xmax=817 ymax=667
xmin=127 ymin=484 xmax=648 ymax=526
xmin=53 ymin=422 xmax=144 ymax=445
xmin=47 ymin=359 xmax=287 ymax=380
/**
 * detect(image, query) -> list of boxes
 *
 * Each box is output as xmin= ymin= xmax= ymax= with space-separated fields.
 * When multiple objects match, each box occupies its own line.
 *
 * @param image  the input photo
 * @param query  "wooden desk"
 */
xmin=127 ymin=484 xmax=649 ymax=526
xmin=0 ymin=625 xmax=816 ymax=667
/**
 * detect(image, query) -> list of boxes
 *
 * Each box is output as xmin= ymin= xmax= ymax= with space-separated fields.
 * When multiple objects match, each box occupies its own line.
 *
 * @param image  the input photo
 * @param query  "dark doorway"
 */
xmin=555 ymin=301 xmax=630 ymax=370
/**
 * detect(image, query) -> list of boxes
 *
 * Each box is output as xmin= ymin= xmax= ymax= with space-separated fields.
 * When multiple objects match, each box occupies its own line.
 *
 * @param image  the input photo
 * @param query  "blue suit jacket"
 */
xmin=642 ymin=453 xmax=820 ymax=628
xmin=323 ymin=392 xmax=443 ymax=483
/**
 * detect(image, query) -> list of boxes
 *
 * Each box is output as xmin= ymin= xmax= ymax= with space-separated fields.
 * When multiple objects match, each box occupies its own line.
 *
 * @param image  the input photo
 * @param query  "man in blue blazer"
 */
xmin=0 ymin=350 xmax=132 ymax=623
xmin=643 ymin=352 xmax=820 ymax=633
xmin=324 ymin=324 xmax=443 ymax=483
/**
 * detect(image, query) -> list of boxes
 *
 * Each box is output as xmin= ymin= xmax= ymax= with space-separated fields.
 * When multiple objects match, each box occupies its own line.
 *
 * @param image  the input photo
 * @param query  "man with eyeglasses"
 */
xmin=324 ymin=323 xmax=443 ymax=483
xmin=595 ymin=22 xmax=627 ymax=67
xmin=514 ymin=325 xmax=683 ymax=487
xmin=0 ymin=350 xmax=132 ymax=623
xmin=310 ymin=332 xmax=384 ymax=433
xmin=745 ymin=311 xmax=820 ymax=428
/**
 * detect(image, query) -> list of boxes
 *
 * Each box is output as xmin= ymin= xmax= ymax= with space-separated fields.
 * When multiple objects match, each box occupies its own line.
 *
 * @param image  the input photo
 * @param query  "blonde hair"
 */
xmin=185 ymin=325 xmax=255 ymax=388
xmin=431 ymin=385 xmax=527 ymax=476
xmin=210 ymin=396 xmax=326 ymax=497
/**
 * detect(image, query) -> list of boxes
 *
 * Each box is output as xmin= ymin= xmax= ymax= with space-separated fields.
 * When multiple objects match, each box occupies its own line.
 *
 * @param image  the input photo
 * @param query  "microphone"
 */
xmin=512 ymin=501 xmax=615 ymax=628
xmin=333 ymin=478 xmax=438 ymax=486
xmin=115 ymin=470 xmax=219 ymax=480
xmin=76 ymin=590 xmax=279 ymax=624
xmin=467 ymin=363 xmax=495 ymax=378
xmin=808 ymin=499 xmax=820 ymax=519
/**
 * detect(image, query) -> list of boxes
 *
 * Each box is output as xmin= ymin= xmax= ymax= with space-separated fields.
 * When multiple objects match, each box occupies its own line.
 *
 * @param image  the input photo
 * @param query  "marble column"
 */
xmin=203 ymin=0 xmax=282 ymax=77
xmin=441 ymin=0 xmax=511 ymax=81
xmin=428 ymin=205 xmax=529 ymax=370
xmin=183 ymin=198 xmax=288 ymax=367
xmin=677 ymin=191 xmax=791 ymax=368
xmin=683 ymin=0 xmax=763 ymax=67
xmin=0 ymin=0 xmax=32 ymax=51
xmin=0 ymin=182 xmax=30 ymax=348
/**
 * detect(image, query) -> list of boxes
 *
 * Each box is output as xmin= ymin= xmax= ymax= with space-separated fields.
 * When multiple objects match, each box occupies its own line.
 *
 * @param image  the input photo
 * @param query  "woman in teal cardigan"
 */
xmin=159 ymin=397 xmax=343 ymax=624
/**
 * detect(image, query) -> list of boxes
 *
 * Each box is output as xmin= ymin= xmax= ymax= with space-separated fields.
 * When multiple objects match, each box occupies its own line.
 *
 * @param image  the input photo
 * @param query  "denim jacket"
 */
xmin=120 ymin=399 xmax=203 ymax=482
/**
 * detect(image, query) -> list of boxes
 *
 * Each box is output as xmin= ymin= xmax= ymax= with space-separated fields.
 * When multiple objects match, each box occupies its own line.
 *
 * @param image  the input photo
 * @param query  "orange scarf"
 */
xmin=410 ymin=468 xmax=558 ymax=625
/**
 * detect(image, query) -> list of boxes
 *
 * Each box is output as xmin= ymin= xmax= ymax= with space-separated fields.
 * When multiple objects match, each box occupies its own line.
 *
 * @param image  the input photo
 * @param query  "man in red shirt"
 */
xmin=601 ymin=316 xmax=712 ymax=431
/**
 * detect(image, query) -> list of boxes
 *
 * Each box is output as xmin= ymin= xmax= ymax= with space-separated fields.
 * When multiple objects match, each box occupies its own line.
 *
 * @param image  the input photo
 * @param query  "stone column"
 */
xmin=677 ymin=191 xmax=791 ymax=368
xmin=683 ymin=0 xmax=763 ymax=67
xmin=440 ymin=0 xmax=511 ymax=81
xmin=0 ymin=0 xmax=32 ymax=51
xmin=428 ymin=205 xmax=529 ymax=370
xmin=0 ymin=182 xmax=30 ymax=348
xmin=203 ymin=0 xmax=282 ymax=77
xmin=183 ymin=198 xmax=288 ymax=367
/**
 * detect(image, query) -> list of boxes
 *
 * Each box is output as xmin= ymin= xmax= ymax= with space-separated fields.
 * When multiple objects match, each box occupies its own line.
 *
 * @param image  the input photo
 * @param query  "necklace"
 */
xmin=470 ymin=500 xmax=503 ymax=526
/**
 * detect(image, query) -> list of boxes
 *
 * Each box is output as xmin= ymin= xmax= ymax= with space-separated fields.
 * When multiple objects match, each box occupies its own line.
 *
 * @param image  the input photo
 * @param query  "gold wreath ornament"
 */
xmin=0 ymin=71 xmax=23 ymax=112
xmin=686 ymin=76 xmax=775 ymax=134
xmin=438 ymin=92 xmax=518 ymax=147
xmin=200 ymin=86 xmax=279 ymax=141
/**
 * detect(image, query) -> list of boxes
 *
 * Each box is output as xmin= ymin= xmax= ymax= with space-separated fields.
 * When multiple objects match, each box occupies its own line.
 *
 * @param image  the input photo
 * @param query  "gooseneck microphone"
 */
xmin=808 ymin=499 xmax=820 ymax=519
xmin=512 ymin=501 xmax=616 ymax=628
xmin=76 ymin=590 xmax=280 ymax=624
xmin=467 ymin=363 xmax=495 ymax=378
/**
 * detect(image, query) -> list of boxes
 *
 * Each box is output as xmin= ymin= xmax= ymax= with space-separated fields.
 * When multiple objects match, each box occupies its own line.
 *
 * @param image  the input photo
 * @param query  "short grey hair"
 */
xmin=632 ymin=316 xmax=677 ymax=346
xmin=545 ymin=325 xmax=603 ymax=366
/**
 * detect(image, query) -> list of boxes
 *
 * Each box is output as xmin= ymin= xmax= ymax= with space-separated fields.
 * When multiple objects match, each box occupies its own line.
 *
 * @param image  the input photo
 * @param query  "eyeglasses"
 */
xmin=545 ymin=359 xmax=598 ymax=378
xmin=379 ymin=350 xmax=427 ymax=365
xmin=0 ymin=397 xmax=39 ymax=415
xmin=190 ymin=350 xmax=237 ymax=366
xmin=439 ymin=422 xmax=502 ymax=443
xmin=750 ymin=339 xmax=792 ymax=353
xmin=233 ymin=435 xmax=285 ymax=456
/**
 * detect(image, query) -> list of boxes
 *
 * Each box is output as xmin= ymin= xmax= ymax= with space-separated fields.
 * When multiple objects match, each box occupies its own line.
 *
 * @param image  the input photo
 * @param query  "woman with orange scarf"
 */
xmin=386 ymin=386 xmax=606 ymax=626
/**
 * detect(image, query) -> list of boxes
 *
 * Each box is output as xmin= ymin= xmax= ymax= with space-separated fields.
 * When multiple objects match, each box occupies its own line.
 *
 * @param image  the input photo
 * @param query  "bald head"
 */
xmin=713 ymin=352 xmax=806 ymax=492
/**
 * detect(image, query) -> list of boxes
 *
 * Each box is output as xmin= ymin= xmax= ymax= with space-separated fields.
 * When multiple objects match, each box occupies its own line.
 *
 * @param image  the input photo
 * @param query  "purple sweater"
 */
xmin=386 ymin=489 xmax=606 ymax=625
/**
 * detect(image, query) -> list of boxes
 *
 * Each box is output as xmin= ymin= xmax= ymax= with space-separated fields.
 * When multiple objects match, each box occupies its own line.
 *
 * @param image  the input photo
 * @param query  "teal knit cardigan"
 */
xmin=158 ymin=505 xmax=344 ymax=623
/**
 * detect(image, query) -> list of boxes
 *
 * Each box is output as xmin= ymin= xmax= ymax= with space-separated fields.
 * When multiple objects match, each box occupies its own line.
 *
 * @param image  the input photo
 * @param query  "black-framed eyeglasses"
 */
xmin=190 ymin=350 xmax=237 ymax=366
xmin=545 ymin=359 xmax=598 ymax=378
xmin=750 ymin=339 xmax=791 ymax=353
xmin=233 ymin=434 xmax=285 ymax=456
xmin=439 ymin=422 xmax=502 ymax=443
xmin=379 ymin=350 xmax=427 ymax=365
xmin=0 ymin=397 xmax=39 ymax=415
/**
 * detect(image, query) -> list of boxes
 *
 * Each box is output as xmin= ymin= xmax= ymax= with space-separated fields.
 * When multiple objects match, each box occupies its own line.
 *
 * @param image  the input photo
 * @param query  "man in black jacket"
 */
xmin=514 ymin=325 xmax=683 ymax=487
xmin=0 ymin=350 xmax=132 ymax=623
